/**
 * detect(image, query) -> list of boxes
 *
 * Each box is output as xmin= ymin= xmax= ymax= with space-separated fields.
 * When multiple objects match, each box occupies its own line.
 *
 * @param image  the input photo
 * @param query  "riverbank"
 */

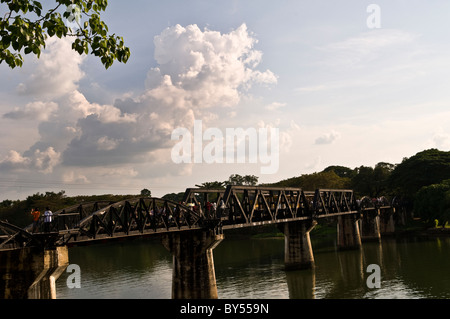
xmin=394 ymin=218 xmax=450 ymax=237
xmin=225 ymin=221 xmax=337 ymax=240
xmin=228 ymin=218 xmax=450 ymax=240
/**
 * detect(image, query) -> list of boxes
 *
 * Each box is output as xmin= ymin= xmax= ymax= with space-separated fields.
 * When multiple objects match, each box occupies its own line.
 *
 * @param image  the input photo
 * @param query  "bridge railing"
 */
xmin=13 ymin=187 xmax=396 ymax=247
xmin=312 ymin=189 xmax=359 ymax=216
xmin=24 ymin=201 xmax=114 ymax=234
xmin=182 ymin=186 xmax=366 ymax=227
xmin=56 ymin=197 xmax=206 ymax=244
xmin=182 ymin=186 xmax=362 ymax=227
xmin=0 ymin=220 xmax=43 ymax=250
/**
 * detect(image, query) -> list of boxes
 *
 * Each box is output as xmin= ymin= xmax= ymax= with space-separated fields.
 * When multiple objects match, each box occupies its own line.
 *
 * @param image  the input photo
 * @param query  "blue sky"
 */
xmin=0 ymin=1 xmax=450 ymax=200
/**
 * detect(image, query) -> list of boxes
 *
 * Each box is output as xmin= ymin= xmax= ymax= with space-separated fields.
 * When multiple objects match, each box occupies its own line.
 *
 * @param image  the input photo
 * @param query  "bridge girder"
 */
xmin=0 ymin=220 xmax=42 ymax=250
xmin=182 ymin=186 xmax=362 ymax=230
xmin=1 ymin=187 xmax=395 ymax=250
xmin=53 ymin=197 xmax=206 ymax=245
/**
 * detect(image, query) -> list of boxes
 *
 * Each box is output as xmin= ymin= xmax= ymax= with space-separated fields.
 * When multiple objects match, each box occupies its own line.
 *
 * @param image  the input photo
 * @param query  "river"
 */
xmin=55 ymin=231 xmax=450 ymax=299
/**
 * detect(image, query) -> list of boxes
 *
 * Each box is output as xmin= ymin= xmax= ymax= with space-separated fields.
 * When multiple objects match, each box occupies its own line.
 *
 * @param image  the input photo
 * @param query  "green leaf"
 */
xmin=1 ymin=0 xmax=130 ymax=69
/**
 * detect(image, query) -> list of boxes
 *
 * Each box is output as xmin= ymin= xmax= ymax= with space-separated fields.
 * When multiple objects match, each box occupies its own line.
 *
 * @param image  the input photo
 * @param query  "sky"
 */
xmin=0 ymin=0 xmax=450 ymax=201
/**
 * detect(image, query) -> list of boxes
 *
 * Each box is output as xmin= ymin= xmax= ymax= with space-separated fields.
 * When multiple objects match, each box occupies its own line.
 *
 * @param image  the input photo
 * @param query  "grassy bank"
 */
xmin=231 ymin=221 xmax=338 ymax=239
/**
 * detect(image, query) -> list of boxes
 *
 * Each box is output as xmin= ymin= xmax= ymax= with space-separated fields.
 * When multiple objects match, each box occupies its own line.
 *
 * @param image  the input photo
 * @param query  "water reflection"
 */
xmin=285 ymin=269 xmax=315 ymax=299
xmin=56 ymin=235 xmax=450 ymax=299
xmin=57 ymin=239 xmax=173 ymax=299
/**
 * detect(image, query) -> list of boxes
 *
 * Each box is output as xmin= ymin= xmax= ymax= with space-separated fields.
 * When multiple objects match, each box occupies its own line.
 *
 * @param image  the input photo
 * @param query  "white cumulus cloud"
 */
xmin=315 ymin=130 xmax=341 ymax=145
xmin=3 ymin=101 xmax=58 ymax=121
xmin=1 ymin=24 xmax=278 ymax=178
xmin=0 ymin=147 xmax=61 ymax=173
xmin=146 ymin=24 xmax=277 ymax=109
xmin=16 ymin=37 xmax=85 ymax=99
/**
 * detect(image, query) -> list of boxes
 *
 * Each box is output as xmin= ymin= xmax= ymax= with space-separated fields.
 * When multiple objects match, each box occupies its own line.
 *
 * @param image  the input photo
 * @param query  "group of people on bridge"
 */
xmin=30 ymin=207 xmax=54 ymax=233
xmin=187 ymin=199 xmax=229 ymax=219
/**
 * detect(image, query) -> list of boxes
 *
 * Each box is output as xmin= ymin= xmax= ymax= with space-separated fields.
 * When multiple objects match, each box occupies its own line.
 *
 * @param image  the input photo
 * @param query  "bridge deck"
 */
xmin=0 ymin=186 xmax=394 ymax=250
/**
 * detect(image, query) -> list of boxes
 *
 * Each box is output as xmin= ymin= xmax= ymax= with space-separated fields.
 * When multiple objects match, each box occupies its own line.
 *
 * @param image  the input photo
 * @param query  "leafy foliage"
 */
xmin=161 ymin=192 xmax=185 ymax=203
xmin=351 ymin=162 xmax=395 ymax=198
xmin=195 ymin=181 xmax=226 ymax=189
xmin=140 ymin=188 xmax=151 ymax=197
xmin=226 ymin=174 xmax=258 ymax=186
xmin=414 ymin=180 xmax=450 ymax=226
xmin=195 ymin=174 xmax=259 ymax=189
xmin=269 ymin=170 xmax=351 ymax=190
xmin=388 ymin=149 xmax=450 ymax=199
xmin=323 ymin=165 xmax=356 ymax=179
xmin=1 ymin=0 xmax=130 ymax=69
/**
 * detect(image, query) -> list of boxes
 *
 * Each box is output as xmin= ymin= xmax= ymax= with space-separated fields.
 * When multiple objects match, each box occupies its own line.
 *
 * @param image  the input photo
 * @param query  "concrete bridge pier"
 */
xmin=379 ymin=207 xmax=396 ymax=235
xmin=161 ymin=229 xmax=224 ymax=299
xmin=337 ymin=214 xmax=362 ymax=250
xmin=0 ymin=246 xmax=69 ymax=299
xmin=279 ymin=220 xmax=317 ymax=270
xmin=360 ymin=210 xmax=381 ymax=242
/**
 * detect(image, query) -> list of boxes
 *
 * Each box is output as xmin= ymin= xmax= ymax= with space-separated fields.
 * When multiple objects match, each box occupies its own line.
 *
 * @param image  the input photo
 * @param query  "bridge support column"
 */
xmin=279 ymin=220 xmax=317 ymax=270
xmin=337 ymin=214 xmax=361 ymax=250
xmin=0 ymin=246 xmax=69 ymax=299
xmin=161 ymin=229 xmax=224 ymax=299
xmin=360 ymin=210 xmax=381 ymax=242
xmin=379 ymin=208 xmax=395 ymax=235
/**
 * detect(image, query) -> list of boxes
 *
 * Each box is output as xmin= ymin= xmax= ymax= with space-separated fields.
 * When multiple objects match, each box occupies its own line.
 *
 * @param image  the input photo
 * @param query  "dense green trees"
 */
xmin=270 ymin=170 xmax=351 ymax=190
xmin=161 ymin=192 xmax=185 ymax=203
xmin=195 ymin=174 xmax=259 ymax=189
xmin=140 ymin=188 xmax=151 ymax=197
xmin=351 ymin=162 xmax=394 ymax=198
xmin=270 ymin=163 xmax=393 ymax=197
xmin=388 ymin=149 xmax=450 ymax=199
xmin=267 ymin=149 xmax=450 ymax=226
xmin=414 ymin=180 xmax=450 ymax=227
xmin=195 ymin=181 xmax=226 ymax=189
xmin=386 ymin=149 xmax=450 ymax=225
xmin=227 ymin=174 xmax=259 ymax=186
xmin=323 ymin=166 xmax=356 ymax=179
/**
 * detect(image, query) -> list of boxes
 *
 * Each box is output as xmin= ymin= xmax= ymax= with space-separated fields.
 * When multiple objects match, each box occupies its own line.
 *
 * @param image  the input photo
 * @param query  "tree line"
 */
xmin=0 ymin=190 xmax=139 ymax=228
xmin=1 ymin=149 xmax=449 ymax=228
xmin=269 ymin=149 xmax=450 ymax=226
xmin=161 ymin=174 xmax=259 ymax=203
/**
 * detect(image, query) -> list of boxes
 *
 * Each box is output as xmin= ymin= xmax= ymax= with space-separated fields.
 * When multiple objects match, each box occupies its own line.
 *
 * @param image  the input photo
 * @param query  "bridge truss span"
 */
xmin=312 ymin=189 xmax=359 ymax=217
xmin=0 ymin=220 xmax=42 ymax=250
xmin=1 ymin=186 xmax=394 ymax=249
xmin=56 ymin=198 xmax=206 ymax=246
xmin=182 ymin=186 xmax=362 ymax=230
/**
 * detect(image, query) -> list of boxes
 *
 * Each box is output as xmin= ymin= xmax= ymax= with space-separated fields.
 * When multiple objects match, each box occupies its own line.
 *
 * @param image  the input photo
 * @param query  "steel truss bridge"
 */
xmin=0 ymin=185 xmax=394 ymax=251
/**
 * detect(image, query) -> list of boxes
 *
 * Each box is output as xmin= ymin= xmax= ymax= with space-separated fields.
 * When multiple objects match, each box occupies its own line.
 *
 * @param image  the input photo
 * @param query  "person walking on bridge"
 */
xmin=31 ymin=207 xmax=41 ymax=233
xmin=43 ymin=207 xmax=53 ymax=232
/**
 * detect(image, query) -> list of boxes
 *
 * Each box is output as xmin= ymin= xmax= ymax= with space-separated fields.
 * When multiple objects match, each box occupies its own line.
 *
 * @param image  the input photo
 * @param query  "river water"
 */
xmin=55 ymin=232 xmax=450 ymax=299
